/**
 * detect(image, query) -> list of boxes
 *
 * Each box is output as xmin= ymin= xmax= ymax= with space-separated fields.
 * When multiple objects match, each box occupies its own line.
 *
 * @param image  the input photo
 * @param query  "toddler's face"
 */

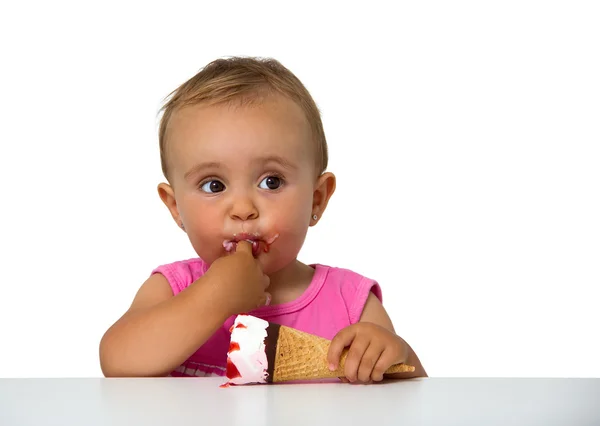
xmin=160 ymin=94 xmax=322 ymax=273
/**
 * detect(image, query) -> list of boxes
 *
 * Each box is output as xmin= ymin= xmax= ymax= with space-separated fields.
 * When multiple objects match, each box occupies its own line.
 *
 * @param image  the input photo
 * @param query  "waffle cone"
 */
xmin=270 ymin=325 xmax=415 ymax=382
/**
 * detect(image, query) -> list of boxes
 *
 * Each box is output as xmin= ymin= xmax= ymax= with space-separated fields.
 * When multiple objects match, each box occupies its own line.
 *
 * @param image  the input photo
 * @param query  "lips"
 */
xmin=223 ymin=233 xmax=279 ymax=257
xmin=223 ymin=234 xmax=262 ymax=256
xmin=231 ymin=233 xmax=261 ymax=243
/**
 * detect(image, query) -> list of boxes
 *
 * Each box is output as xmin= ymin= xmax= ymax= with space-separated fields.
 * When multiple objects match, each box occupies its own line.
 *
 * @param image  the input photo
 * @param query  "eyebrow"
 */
xmin=184 ymin=162 xmax=221 ymax=180
xmin=256 ymin=155 xmax=298 ymax=171
xmin=184 ymin=155 xmax=297 ymax=181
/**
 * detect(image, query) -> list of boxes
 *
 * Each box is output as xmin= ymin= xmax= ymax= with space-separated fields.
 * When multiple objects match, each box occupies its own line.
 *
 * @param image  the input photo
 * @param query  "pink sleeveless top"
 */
xmin=151 ymin=258 xmax=382 ymax=377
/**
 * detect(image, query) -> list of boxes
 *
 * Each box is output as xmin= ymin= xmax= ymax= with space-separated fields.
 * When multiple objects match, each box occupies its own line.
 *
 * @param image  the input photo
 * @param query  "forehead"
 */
xmin=165 ymin=94 xmax=315 ymax=177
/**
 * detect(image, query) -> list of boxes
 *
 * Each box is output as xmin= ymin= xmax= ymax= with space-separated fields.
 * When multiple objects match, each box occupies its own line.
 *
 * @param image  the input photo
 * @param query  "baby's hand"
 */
xmin=327 ymin=322 xmax=408 ymax=384
xmin=203 ymin=241 xmax=271 ymax=316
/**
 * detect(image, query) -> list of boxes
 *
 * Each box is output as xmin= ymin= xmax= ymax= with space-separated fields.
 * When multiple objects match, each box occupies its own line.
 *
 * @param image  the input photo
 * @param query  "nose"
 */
xmin=229 ymin=194 xmax=259 ymax=221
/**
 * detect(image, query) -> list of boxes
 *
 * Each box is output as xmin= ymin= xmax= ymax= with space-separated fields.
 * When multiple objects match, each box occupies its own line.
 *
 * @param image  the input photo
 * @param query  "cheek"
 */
xmin=180 ymin=197 xmax=222 ymax=241
xmin=267 ymin=194 xmax=312 ymax=231
xmin=186 ymin=222 xmax=224 ymax=265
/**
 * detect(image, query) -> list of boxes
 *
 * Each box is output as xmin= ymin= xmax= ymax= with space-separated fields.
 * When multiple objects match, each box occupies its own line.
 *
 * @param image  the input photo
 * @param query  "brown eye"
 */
xmin=201 ymin=180 xmax=225 ymax=193
xmin=259 ymin=176 xmax=282 ymax=190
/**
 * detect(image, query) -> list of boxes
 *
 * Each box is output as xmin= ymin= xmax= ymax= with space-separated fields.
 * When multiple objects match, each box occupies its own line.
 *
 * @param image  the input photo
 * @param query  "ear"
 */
xmin=310 ymin=172 xmax=336 ymax=226
xmin=157 ymin=182 xmax=184 ymax=229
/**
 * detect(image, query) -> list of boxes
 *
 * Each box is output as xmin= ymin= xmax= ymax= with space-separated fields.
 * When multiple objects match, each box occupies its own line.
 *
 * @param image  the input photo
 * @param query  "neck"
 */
xmin=266 ymin=260 xmax=315 ymax=303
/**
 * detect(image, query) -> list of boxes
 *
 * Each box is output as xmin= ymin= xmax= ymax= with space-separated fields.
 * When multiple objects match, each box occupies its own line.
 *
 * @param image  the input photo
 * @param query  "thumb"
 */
xmin=327 ymin=326 xmax=356 ymax=371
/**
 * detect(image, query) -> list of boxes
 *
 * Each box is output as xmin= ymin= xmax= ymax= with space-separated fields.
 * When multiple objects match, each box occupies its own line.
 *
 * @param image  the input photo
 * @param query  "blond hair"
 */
xmin=158 ymin=56 xmax=328 ymax=180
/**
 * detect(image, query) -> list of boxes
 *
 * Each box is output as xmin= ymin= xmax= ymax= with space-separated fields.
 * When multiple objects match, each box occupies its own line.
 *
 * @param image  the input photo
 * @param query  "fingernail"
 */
xmin=328 ymin=363 xmax=335 ymax=371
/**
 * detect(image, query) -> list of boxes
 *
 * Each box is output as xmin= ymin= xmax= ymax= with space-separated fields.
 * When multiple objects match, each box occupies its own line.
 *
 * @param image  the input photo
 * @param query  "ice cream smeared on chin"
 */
xmin=225 ymin=314 xmax=270 ymax=385
xmin=223 ymin=233 xmax=279 ymax=257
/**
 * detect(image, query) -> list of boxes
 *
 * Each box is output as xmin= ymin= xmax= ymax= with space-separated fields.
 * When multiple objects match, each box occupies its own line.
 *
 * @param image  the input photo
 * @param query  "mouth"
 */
xmin=223 ymin=233 xmax=279 ymax=257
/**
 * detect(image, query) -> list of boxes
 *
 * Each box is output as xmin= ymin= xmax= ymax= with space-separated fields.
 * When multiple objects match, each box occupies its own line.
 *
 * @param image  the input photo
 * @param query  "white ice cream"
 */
xmin=227 ymin=315 xmax=270 ymax=385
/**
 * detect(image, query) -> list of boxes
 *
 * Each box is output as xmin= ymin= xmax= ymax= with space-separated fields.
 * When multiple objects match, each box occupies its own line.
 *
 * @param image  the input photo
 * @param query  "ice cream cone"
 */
xmin=265 ymin=323 xmax=415 ymax=383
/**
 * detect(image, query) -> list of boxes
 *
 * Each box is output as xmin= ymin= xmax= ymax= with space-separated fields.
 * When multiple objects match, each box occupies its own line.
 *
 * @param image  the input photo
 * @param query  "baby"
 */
xmin=99 ymin=57 xmax=427 ymax=383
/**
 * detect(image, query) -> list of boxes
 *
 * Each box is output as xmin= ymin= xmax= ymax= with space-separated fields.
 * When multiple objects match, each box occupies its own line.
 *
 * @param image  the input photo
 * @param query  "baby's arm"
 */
xmin=99 ymin=273 xmax=230 ymax=377
xmin=100 ymin=241 xmax=269 ymax=377
xmin=328 ymin=293 xmax=428 ymax=382
xmin=359 ymin=293 xmax=428 ymax=378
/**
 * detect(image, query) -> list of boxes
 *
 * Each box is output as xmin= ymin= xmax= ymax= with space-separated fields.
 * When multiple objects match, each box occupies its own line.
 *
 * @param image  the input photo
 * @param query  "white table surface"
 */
xmin=1 ymin=377 xmax=598 ymax=426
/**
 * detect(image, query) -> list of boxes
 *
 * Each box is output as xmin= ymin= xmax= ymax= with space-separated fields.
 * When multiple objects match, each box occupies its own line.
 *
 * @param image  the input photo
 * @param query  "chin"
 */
xmin=259 ymin=253 xmax=297 ymax=275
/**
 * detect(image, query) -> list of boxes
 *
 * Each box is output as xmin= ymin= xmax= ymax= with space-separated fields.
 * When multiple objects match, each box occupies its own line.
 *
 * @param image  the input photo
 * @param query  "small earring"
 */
xmin=312 ymin=214 xmax=318 ymax=220
xmin=180 ymin=222 xmax=185 ymax=230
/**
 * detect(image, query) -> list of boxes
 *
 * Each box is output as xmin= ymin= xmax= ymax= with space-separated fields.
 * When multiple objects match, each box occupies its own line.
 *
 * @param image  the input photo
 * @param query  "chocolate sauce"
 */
xmin=265 ymin=322 xmax=281 ymax=383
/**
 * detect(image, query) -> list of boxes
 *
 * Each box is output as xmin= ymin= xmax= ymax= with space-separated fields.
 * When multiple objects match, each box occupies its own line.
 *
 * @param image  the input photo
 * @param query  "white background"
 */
xmin=0 ymin=1 xmax=598 ymax=378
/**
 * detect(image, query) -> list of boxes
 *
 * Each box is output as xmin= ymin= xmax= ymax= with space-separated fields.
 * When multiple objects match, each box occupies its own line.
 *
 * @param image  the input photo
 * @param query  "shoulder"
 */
xmin=151 ymin=258 xmax=209 ymax=295
xmin=319 ymin=264 xmax=383 ymax=301
xmin=316 ymin=264 xmax=383 ymax=323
